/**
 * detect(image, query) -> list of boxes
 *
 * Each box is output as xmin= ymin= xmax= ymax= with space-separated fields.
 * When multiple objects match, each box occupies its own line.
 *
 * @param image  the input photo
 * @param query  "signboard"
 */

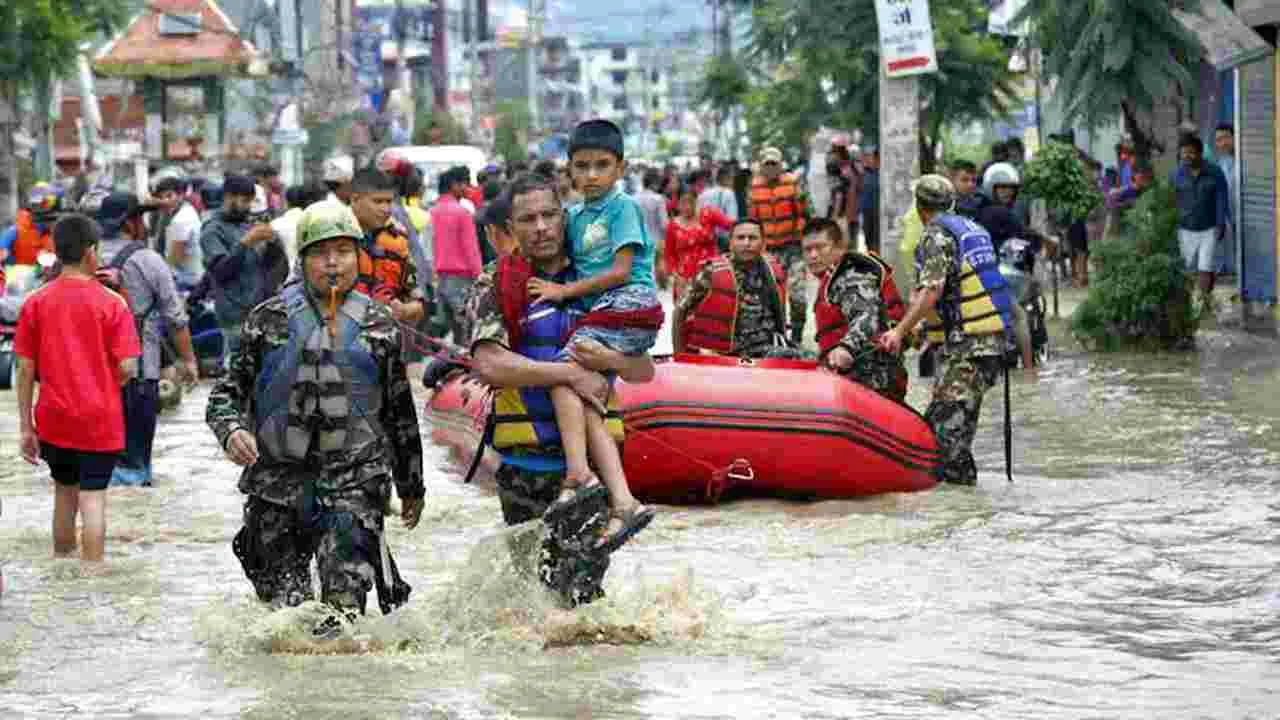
xmin=874 ymin=0 xmax=938 ymax=77
xmin=1174 ymin=0 xmax=1273 ymax=70
xmin=271 ymin=128 xmax=310 ymax=146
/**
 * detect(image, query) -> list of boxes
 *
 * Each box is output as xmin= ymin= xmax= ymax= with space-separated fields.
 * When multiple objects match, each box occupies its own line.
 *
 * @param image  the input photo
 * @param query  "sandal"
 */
xmin=594 ymin=503 xmax=656 ymax=554
xmin=543 ymin=477 xmax=608 ymax=526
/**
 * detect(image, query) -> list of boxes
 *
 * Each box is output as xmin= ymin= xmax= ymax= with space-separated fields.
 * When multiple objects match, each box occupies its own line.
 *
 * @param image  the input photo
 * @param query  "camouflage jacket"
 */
xmin=916 ymin=221 xmax=1004 ymax=359
xmin=206 ymin=288 xmax=425 ymax=524
xmin=676 ymin=255 xmax=787 ymax=358
xmin=823 ymin=253 xmax=906 ymax=396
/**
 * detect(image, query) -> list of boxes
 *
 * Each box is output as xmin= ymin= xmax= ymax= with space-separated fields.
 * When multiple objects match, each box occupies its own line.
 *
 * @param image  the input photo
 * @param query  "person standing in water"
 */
xmin=206 ymin=201 xmax=425 ymax=636
xmin=15 ymin=214 xmax=141 ymax=562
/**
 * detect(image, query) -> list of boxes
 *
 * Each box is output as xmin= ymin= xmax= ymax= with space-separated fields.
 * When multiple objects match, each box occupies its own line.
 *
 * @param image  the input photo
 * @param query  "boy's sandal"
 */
xmin=542 ymin=476 xmax=607 ymax=525
xmin=594 ymin=503 xmax=656 ymax=554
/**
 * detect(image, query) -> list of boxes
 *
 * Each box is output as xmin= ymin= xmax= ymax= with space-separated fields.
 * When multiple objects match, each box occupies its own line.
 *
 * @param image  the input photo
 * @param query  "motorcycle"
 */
xmin=0 ymin=263 xmax=49 ymax=390
xmin=999 ymin=236 xmax=1050 ymax=369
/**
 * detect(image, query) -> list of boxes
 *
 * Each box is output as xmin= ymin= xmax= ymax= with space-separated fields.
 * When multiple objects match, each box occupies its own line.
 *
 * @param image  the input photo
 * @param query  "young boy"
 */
xmin=15 ymin=214 xmax=141 ymax=562
xmin=526 ymin=119 xmax=660 ymax=552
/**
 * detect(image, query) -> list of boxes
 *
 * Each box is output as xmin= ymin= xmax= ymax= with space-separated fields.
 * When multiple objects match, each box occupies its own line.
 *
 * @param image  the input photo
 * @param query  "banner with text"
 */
xmin=875 ymin=0 xmax=938 ymax=78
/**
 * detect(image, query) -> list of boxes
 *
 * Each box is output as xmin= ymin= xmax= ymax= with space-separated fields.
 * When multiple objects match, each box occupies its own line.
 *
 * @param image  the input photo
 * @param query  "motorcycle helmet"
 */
xmin=982 ymin=162 xmax=1021 ymax=201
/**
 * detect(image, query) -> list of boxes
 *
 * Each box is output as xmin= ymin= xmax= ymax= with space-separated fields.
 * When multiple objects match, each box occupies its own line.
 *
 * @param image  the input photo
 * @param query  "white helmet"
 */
xmin=323 ymin=155 xmax=354 ymax=184
xmin=982 ymin=162 xmax=1021 ymax=200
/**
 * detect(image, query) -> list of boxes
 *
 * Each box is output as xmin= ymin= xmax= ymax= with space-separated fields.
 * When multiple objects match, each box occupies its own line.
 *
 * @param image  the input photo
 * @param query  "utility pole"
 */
xmin=527 ymin=0 xmax=544 ymax=138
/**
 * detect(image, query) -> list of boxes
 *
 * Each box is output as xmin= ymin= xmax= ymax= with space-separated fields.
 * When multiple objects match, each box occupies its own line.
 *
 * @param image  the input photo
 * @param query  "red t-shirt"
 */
xmin=14 ymin=276 xmax=141 ymax=452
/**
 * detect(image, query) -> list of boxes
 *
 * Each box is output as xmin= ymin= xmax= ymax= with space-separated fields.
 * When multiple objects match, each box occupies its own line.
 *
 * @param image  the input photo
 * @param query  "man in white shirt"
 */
xmin=153 ymin=177 xmax=204 ymax=288
xmin=271 ymin=183 xmax=325 ymax=280
xmin=697 ymin=165 xmax=739 ymax=251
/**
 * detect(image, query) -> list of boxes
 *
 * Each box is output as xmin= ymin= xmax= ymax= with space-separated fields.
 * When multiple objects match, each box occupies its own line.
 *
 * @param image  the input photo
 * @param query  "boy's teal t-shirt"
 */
xmin=566 ymin=187 xmax=656 ymax=307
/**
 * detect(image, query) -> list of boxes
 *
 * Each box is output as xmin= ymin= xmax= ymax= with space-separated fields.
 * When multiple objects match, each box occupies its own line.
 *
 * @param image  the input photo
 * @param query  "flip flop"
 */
xmin=594 ymin=504 xmax=656 ymax=554
xmin=542 ymin=479 xmax=608 ymax=526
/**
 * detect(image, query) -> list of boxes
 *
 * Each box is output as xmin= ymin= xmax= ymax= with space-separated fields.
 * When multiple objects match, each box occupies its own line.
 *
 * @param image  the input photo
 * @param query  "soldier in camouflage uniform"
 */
xmin=806 ymin=220 xmax=908 ymax=403
xmin=880 ymin=175 xmax=1010 ymax=484
xmin=206 ymin=201 xmax=425 ymax=632
xmin=462 ymin=173 xmax=657 ymax=606
xmin=673 ymin=219 xmax=798 ymax=359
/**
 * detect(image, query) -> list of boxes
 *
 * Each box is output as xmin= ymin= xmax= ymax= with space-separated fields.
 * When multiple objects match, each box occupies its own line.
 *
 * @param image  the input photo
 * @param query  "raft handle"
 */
xmin=707 ymin=458 xmax=754 ymax=503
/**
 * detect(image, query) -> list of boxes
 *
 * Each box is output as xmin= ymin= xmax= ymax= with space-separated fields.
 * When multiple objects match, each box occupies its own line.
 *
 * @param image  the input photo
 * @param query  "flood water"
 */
xmin=3 ymin=321 xmax=1280 ymax=718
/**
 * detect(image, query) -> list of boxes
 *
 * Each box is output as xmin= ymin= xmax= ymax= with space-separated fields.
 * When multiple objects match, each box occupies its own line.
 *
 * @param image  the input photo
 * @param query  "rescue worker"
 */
xmin=2 ymin=183 xmax=63 ymax=265
xmin=348 ymin=168 xmax=429 ymax=329
xmin=788 ymin=218 xmax=843 ymax=357
xmin=205 ymin=201 xmax=425 ymax=635
xmin=460 ymin=173 xmax=657 ymax=606
xmin=811 ymin=221 xmax=909 ymax=403
xmin=748 ymin=147 xmax=808 ymax=272
xmin=673 ymin=218 xmax=792 ymax=359
xmin=879 ymin=175 xmax=1015 ymax=486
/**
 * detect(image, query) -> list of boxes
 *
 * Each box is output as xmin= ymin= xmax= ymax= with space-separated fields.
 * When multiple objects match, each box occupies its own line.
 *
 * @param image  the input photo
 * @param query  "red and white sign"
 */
xmin=874 ymin=0 xmax=938 ymax=78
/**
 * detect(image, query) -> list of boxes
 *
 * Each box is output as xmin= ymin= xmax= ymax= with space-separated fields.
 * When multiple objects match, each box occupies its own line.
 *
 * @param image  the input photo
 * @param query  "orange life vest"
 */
xmin=682 ymin=254 xmax=787 ymax=355
xmin=13 ymin=210 xmax=54 ymax=265
xmin=749 ymin=175 xmax=805 ymax=248
xmin=813 ymin=251 xmax=905 ymax=356
xmin=355 ymin=223 xmax=413 ymax=303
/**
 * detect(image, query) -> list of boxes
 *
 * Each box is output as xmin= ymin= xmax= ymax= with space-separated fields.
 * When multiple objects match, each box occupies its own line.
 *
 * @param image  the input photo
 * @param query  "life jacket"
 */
xmin=490 ymin=254 xmax=623 ymax=450
xmin=749 ymin=174 xmax=805 ymax=248
xmin=682 ymin=254 xmax=786 ymax=355
xmin=917 ymin=214 xmax=1014 ymax=344
xmin=13 ymin=210 xmax=53 ymax=265
xmin=813 ymin=251 xmax=905 ymax=356
xmin=355 ymin=223 xmax=413 ymax=303
xmin=253 ymin=283 xmax=383 ymax=463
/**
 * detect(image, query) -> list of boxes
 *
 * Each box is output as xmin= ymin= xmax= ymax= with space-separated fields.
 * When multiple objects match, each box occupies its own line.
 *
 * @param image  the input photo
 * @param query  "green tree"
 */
xmin=494 ymin=99 xmax=531 ymax=165
xmin=1017 ymin=0 xmax=1202 ymax=162
xmin=0 ymin=0 xmax=129 ymax=221
xmin=413 ymin=106 xmax=470 ymax=146
xmin=737 ymin=0 xmax=1016 ymax=172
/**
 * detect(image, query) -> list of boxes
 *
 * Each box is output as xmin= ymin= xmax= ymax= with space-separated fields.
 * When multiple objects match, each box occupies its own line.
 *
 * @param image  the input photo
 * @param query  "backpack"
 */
xmin=94 ymin=241 xmax=146 ymax=309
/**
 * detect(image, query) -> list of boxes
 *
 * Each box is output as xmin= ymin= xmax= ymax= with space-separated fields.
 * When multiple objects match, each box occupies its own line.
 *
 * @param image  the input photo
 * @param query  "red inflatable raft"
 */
xmin=427 ymin=354 xmax=941 ymax=503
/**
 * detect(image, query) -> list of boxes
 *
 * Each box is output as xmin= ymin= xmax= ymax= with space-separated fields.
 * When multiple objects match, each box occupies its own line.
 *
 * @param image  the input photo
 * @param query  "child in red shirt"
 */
xmin=15 ymin=214 xmax=141 ymax=562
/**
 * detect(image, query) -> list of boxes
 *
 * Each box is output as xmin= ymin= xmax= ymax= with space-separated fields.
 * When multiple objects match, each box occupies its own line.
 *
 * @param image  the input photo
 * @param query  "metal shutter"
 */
xmin=1240 ymin=56 xmax=1277 ymax=303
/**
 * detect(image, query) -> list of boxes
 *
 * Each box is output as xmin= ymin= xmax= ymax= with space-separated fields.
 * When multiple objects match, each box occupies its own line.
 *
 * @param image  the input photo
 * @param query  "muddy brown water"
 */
xmin=2 ymin=323 xmax=1280 ymax=719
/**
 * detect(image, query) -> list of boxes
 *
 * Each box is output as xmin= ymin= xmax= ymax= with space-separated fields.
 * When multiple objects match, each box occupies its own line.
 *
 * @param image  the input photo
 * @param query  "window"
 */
xmin=611 ymin=47 xmax=627 ymax=61
xmin=612 ymin=96 xmax=627 ymax=111
xmin=652 ymin=96 xmax=660 ymax=110
xmin=651 ymin=70 xmax=659 ymax=84
xmin=611 ymin=71 xmax=627 ymax=86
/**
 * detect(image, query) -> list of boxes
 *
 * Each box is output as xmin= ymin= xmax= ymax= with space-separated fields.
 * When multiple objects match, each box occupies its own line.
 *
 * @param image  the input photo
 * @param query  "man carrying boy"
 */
xmin=15 ymin=214 xmax=142 ymax=561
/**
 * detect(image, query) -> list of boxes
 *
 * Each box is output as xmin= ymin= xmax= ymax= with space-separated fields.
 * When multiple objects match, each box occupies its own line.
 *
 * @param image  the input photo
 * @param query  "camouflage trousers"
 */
xmin=233 ymin=495 xmax=406 ymax=616
xmin=841 ymin=354 xmax=909 ymax=405
xmin=495 ymin=461 xmax=611 ymax=608
xmin=923 ymin=353 xmax=1003 ymax=485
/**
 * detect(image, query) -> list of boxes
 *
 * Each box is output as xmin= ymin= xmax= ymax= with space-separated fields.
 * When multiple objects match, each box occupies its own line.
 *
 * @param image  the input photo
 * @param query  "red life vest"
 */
xmin=813 ymin=251 xmax=905 ymax=356
xmin=682 ymin=254 xmax=787 ymax=355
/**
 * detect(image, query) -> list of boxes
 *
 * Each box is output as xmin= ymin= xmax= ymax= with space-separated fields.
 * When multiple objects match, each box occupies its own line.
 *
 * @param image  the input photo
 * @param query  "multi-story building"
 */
xmin=579 ymin=41 xmax=671 ymax=145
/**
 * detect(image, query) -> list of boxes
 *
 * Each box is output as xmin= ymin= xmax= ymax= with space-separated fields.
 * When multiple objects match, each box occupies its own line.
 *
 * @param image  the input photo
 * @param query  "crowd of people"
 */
xmin=5 ymin=115 xmax=1068 ymax=631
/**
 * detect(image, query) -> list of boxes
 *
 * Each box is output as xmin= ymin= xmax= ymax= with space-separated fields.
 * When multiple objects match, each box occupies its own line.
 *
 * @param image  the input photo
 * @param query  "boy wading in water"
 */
xmin=15 ymin=215 xmax=142 ymax=562
xmin=527 ymin=119 xmax=660 ymax=551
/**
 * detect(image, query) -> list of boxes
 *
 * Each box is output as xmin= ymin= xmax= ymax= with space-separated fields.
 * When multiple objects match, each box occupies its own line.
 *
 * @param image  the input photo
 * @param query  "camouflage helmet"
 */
xmin=296 ymin=200 xmax=362 ymax=257
xmin=913 ymin=174 xmax=956 ymax=212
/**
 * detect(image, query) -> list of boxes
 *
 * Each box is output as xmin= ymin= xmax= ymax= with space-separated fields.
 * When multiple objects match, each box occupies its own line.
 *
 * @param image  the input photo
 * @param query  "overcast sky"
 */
xmin=535 ymin=0 xmax=719 ymax=43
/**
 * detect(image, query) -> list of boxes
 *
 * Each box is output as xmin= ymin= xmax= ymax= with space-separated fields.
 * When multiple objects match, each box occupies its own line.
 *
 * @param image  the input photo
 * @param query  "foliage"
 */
xmin=0 ymin=0 xmax=128 ymax=87
xmin=1022 ymin=139 xmax=1103 ymax=223
xmin=494 ymin=100 xmax=532 ymax=165
xmin=697 ymin=56 xmax=752 ymax=117
xmin=941 ymin=136 xmax=989 ymax=169
xmin=733 ymin=0 xmax=1016 ymax=165
xmin=1071 ymin=182 xmax=1197 ymax=350
xmin=413 ymin=106 xmax=469 ymax=146
xmin=1017 ymin=0 xmax=1202 ymax=160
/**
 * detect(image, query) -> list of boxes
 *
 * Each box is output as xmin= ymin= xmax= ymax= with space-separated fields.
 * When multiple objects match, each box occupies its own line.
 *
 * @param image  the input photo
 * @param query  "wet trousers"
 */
xmin=495 ymin=461 xmax=610 ymax=608
xmin=233 ymin=495 xmax=399 ymax=616
xmin=923 ymin=353 xmax=1002 ymax=485
xmin=113 ymin=379 xmax=158 ymax=487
